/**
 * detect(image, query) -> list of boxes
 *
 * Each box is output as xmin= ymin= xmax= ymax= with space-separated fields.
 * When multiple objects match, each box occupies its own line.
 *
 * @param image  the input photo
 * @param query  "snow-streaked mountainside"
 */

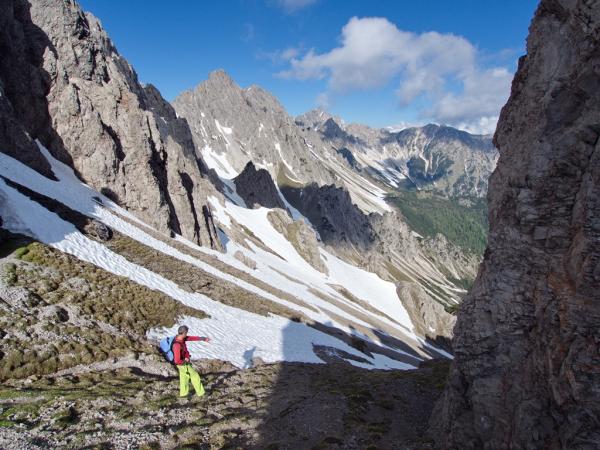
xmin=297 ymin=109 xmax=498 ymax=198
xmin=0 ymin=0 xmax=491 ymax=379
xmin=172 ymin=69 xmax=486 ymax=341
xmin=173 ymin=70 xmax=393 ymax=216
xmin=0 ymin=143 xmax=447 ymax=369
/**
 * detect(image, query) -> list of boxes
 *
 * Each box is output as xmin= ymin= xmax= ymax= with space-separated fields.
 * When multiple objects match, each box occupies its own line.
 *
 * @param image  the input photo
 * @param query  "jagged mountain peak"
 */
xmin=296 ymin=108 xmax=344 ymax=130
xmin=0 ymin=0 xmax=223 ymax=247
xmin=207 ymin=68 xmax=237 ymax=86
xmin=388 ymin=124 xmax=496 ymax=157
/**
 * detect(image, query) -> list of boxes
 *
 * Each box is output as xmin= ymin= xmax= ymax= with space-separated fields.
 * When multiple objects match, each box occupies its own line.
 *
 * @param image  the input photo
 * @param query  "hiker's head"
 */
xmin=177 ymin=325 xmax=189 ymax=338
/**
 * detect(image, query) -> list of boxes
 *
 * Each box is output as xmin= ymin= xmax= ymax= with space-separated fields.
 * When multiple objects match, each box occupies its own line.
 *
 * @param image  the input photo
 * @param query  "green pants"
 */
xmin=177 ymin=363 xmax=205 ymax=397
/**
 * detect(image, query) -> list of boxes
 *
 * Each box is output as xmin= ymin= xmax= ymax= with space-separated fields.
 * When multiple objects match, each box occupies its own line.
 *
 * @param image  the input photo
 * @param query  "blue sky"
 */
xmin=78 ymin=0 xmax=539 ymax=133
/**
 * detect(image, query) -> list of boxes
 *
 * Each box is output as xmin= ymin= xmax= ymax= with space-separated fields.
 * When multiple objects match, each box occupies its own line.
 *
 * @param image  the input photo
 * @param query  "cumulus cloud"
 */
xmin=276 ymin=0 xmax=318 ymax=13
xmin=257 ymin=46 xmax=303 ymax=64
xmin=278 ymin=17 xmax=514 ymax=134
xmin=315 ymin=92 xmax=331 ymax=109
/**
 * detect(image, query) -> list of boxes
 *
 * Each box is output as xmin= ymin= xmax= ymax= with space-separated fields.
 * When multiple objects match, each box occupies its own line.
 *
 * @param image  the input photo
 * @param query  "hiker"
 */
xmin=173 ymin=325 xmax=211 ymax=399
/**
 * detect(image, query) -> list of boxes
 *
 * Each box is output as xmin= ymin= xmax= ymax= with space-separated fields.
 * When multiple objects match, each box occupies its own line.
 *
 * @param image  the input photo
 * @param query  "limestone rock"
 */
xmin=396 ymin=282 xmax=456 ymax=342
xmin=281 ymin=182 xmax=375 ymax=250
xmin=0 ymin=0 xmax=222 ymax=249
xmin=233 ymin=250 xmax=257 ymax=270
xmin=84 ymin=220 xmax=112 ymax=241
xmin=267 ymin=209 xmax=328 ymax=274
xmin=431 ymin=1 xmax=600 ymax=448
xmin=172 ymin=70 xmax=338 ymax=189
xmin=298 ymin=110 xmax=498 ymax=198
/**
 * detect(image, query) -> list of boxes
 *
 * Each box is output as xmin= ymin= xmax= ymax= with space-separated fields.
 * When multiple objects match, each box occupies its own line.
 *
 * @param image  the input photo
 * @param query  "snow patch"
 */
xmin=201 ymin=145 xmax=238 ymax=179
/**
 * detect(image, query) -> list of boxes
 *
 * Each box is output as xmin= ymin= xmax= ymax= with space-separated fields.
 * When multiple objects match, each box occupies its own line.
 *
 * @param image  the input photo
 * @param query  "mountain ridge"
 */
xmin=297 ymin=107 xmax=498 ymax=198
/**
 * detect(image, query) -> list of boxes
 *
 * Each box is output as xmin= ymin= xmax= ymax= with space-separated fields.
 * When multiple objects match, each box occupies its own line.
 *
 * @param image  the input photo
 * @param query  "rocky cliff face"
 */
xmin=172 ymin=71 xmax=337 ymax=189
xmin=173 ymin=71 xmax=402 ymax=216
xmin=431 ymin=1 xmax=600 ymax=448
xmin=233 ymin=162 xmax=287 ymax=210
xmin=282 ymin=181 xmax=477 ymax=339
xmin=0 ymin=0 xmax=222 ymax=248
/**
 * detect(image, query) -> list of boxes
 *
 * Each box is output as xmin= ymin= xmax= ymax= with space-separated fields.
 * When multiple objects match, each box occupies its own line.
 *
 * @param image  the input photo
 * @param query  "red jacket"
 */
xmin=173 ymin=336 xmax=207 ymax=365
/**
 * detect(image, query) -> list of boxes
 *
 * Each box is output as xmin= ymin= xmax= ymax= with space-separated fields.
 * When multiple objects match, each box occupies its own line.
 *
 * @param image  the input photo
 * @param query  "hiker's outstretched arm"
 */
xmin=187 ymin=336 xmax=210 ymax=342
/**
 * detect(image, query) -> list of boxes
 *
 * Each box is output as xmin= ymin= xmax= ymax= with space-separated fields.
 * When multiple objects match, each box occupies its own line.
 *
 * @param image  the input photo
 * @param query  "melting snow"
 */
xmin=215 ymin=119 xmax=233 ymax=135
xmin=275 ymin=142 xmax=297 ymax=176
xmin=201 ymin=145 xmax=238 ymax=179
xmin=0 ymin=144 xmax=420 ymax=370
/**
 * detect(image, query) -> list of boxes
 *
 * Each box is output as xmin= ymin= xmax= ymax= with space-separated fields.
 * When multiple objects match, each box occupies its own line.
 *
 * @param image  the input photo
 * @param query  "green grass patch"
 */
xmin=0 ymin=241 xmax=210 ymax=381
xmin=14 ymin=246 xmax=30 ymax=259
xmin=387 ymin=191 xmax=488 ymax=255
xmin=2 ymin=262 xmax=17 ymax=286
xmin=444 ymin=303 xmax=460 ymax=315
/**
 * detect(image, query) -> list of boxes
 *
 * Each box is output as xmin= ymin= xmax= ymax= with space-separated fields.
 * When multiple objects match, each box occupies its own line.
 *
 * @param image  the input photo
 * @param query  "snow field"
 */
xmin=0 ymin=145 xmax=419 ymax=369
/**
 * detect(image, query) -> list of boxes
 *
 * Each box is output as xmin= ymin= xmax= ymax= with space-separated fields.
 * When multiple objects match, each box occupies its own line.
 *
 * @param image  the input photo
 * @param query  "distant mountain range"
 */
xmin=297 ymin=109 xmax=498 ymax=198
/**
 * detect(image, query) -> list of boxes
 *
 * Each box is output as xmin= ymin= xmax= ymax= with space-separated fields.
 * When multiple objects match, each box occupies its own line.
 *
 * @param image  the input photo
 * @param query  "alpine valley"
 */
xmin=3 ymin=0 xmax=579 ymax=448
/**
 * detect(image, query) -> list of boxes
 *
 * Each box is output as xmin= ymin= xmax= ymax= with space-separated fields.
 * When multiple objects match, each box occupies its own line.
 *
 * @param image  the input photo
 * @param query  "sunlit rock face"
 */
xmin=0 ymin=0 xmax=222 ymax=247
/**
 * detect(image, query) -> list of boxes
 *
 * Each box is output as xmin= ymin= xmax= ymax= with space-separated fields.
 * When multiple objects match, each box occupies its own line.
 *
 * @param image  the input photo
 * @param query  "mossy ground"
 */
xmin=0 ymin=238 xmax=207 ymax=381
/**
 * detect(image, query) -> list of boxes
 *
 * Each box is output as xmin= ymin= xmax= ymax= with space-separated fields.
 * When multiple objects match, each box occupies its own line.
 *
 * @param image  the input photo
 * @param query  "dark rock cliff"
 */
xmin=431 ymin=1 xmax=600 ymax=448
xmin=233 ymin=162 xmax=287 ymax=210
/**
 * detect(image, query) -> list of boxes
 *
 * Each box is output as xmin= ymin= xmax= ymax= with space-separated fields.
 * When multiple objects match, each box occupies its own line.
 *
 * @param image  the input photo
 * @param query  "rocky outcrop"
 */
xmin=280 ymin=183 xmax=376 ymax=251
xmin=0 ymin=0 xmax=222 ymax=248
xmin=267 ymin=209 xmax=327 ymax=274
xmin=233 ymin=161 xmax=287 ymax=210
xmin=282 ymin=182 xmax=473 ymax=331
xmin=421 ymin=234 xmax=480 ymax=285
xmin=431 ymin=1 xmax=600 ymax=448
xmin=396 ymin=282 xmax=456 ymax=343
xmin=172 ymin=70 xmax=337 ymax=188
xmin=0 ymin=0 xmax=57 ymax=178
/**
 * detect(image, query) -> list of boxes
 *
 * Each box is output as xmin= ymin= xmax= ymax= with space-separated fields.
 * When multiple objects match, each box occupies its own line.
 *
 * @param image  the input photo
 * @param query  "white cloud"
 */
xmin=279 ymin=17 xmax=514 ymax=134
xmin=316 ymin=92 xmax=330 ymax=109
xmin=276 ymin=0 xmax=318 ymax=13
xmin=427 ymin=67 xmax=513 ymax=134
xmin=257 ymin=46 xmax=302 ymax=64
xmin=386 ymin=120 xmax=427 ymax=133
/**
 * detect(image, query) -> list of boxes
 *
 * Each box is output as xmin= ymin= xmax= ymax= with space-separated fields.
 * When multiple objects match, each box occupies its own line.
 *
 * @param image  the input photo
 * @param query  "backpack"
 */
xmin=159 ymin=336 xmax=177 ymax=363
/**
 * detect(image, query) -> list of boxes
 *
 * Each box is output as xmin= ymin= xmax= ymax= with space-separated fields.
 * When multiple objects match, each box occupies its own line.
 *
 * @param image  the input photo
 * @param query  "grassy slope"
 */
xmin=386 ymin=191 xmax=488 ymax=256
xmin=0 ymin=238 xmax=207 ymax=380
xmin=0 ymin=236 xmax=451 ymax=449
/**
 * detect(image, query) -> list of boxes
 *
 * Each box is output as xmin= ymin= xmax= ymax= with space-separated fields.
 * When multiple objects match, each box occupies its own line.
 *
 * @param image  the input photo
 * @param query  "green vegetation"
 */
xmin=14 ymin=246 xmax=30 ymax=259
xmin=444 ymin=303 xmax=460 ymax=316
xmin=387 ymin=190 xmax=488 ymax=255
xmin=2 ymin=262 xmax=17 ymax=286
xmin=106 ymin=233 xmax=303 ymax=319
xmin=0 ymin=241 xmax=208 ymax=381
